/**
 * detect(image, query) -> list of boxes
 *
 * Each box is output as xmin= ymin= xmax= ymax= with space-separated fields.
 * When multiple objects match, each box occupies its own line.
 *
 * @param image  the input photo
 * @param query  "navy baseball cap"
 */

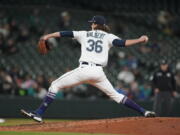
xmin=88 ymin=15 xmax=106 ymax=25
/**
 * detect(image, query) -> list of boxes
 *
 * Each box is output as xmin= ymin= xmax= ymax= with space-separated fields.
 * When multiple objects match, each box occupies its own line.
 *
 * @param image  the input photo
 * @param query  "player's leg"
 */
xmin=35 ymin=68 xmax=84 ymax=114
xmin=153 ymin=92 xmax=162 ymax=116
xmin=163 ymin=92 xmax=173 ymax=116
xmin=21 ymin=67 xmax=83 ymax=121
xmin=92 ymin=78 xmax=155 ymax=117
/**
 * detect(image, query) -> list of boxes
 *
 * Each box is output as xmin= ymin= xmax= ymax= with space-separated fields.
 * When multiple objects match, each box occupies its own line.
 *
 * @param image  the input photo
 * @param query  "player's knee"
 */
xmin=118 ymin=93 xmax=126 ymax=103
xmin=48 ymin=82 xmax=60 ymax=93
xmin=109 ymin=92 xmax=125 ymax=103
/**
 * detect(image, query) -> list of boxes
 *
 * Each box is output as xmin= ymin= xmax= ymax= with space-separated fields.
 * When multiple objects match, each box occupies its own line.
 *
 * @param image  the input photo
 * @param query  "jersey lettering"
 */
xmin=86 ymin=39 xmax=103 ymax=53
xmin=87 ymin=32 xmax=105 ymax=39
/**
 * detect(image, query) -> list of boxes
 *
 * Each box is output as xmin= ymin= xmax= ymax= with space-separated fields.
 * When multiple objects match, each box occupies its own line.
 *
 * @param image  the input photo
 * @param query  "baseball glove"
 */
xmin=38 ymin=39 xmax=50 ymax=55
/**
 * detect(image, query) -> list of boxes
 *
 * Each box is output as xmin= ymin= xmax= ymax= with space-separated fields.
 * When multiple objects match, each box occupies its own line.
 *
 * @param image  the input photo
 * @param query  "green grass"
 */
xmin=0 ymin=118 xmax=70 ymax=126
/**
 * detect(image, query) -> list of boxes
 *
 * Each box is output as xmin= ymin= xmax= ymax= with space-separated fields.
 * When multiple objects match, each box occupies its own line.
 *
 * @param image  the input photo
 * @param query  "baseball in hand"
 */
xmin=139 ymin=35 xmax=148 ymax=43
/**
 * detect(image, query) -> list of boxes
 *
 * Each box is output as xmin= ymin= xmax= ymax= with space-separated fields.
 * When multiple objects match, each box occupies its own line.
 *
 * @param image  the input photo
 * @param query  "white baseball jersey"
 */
xmin=73 ymin=30 xmax=120 ymax=66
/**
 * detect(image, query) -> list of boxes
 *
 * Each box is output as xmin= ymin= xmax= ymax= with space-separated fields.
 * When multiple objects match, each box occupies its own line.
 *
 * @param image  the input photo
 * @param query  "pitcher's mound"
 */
xmin=0 ymin=117 xmax=180 ymax=135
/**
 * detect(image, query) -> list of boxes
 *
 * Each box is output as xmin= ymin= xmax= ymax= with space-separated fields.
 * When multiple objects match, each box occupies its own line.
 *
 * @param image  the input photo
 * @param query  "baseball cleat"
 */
xmin=144 ymin=111 xmax=156 ymax=117
xmin=20 ymin=109 xmax=43 ymax=123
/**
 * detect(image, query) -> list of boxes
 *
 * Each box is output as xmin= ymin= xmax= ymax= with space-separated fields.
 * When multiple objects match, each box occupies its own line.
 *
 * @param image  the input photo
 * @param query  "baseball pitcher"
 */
xmin=21 ymin=15 xmax=156 ymax=122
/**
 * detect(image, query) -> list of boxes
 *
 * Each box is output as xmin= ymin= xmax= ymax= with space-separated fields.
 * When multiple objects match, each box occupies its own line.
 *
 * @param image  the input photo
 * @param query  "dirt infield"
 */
xmin=0 ymin=117 xmax=180 ymax=135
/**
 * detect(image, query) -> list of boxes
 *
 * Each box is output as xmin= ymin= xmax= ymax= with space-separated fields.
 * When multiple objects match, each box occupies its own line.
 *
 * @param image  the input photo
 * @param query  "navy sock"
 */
xmin=35 ymin=91 xmax=56 ymax=115
xmin=122 ymin=96 xmax=145 ymax=115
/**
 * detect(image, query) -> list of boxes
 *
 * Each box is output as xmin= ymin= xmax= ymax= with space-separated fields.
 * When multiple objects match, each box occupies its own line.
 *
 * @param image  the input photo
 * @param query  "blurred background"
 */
xmin=0 ymin=0 xmax=180 ymax=119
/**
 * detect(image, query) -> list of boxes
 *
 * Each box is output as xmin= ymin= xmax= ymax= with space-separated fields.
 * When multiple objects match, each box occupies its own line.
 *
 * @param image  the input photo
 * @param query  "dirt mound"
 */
xmin=0 ymin=117 xmax=180 ymax=135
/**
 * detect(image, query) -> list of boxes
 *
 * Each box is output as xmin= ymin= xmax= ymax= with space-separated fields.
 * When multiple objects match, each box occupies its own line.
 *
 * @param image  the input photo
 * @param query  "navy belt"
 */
xmin=81 ymin=62 xmax=102 ymax=66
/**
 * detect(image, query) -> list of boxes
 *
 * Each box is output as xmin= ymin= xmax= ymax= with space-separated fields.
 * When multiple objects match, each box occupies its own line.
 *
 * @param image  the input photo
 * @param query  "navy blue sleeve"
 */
xmin=59 ymin=31 xmax=74 ymax=37
xmin=112 ymin=39 xmax=126 ymax=47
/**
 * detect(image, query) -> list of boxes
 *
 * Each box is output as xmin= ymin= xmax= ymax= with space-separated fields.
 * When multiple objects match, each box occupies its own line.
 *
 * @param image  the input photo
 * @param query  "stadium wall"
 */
xmin=0 ymin=97 xmax=180 ymax=119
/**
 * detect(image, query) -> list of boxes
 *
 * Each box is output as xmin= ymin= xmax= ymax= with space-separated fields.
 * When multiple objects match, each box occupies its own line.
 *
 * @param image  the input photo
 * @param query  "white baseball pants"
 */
xmin=49 ymin=63 xmax=125 ymax=103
